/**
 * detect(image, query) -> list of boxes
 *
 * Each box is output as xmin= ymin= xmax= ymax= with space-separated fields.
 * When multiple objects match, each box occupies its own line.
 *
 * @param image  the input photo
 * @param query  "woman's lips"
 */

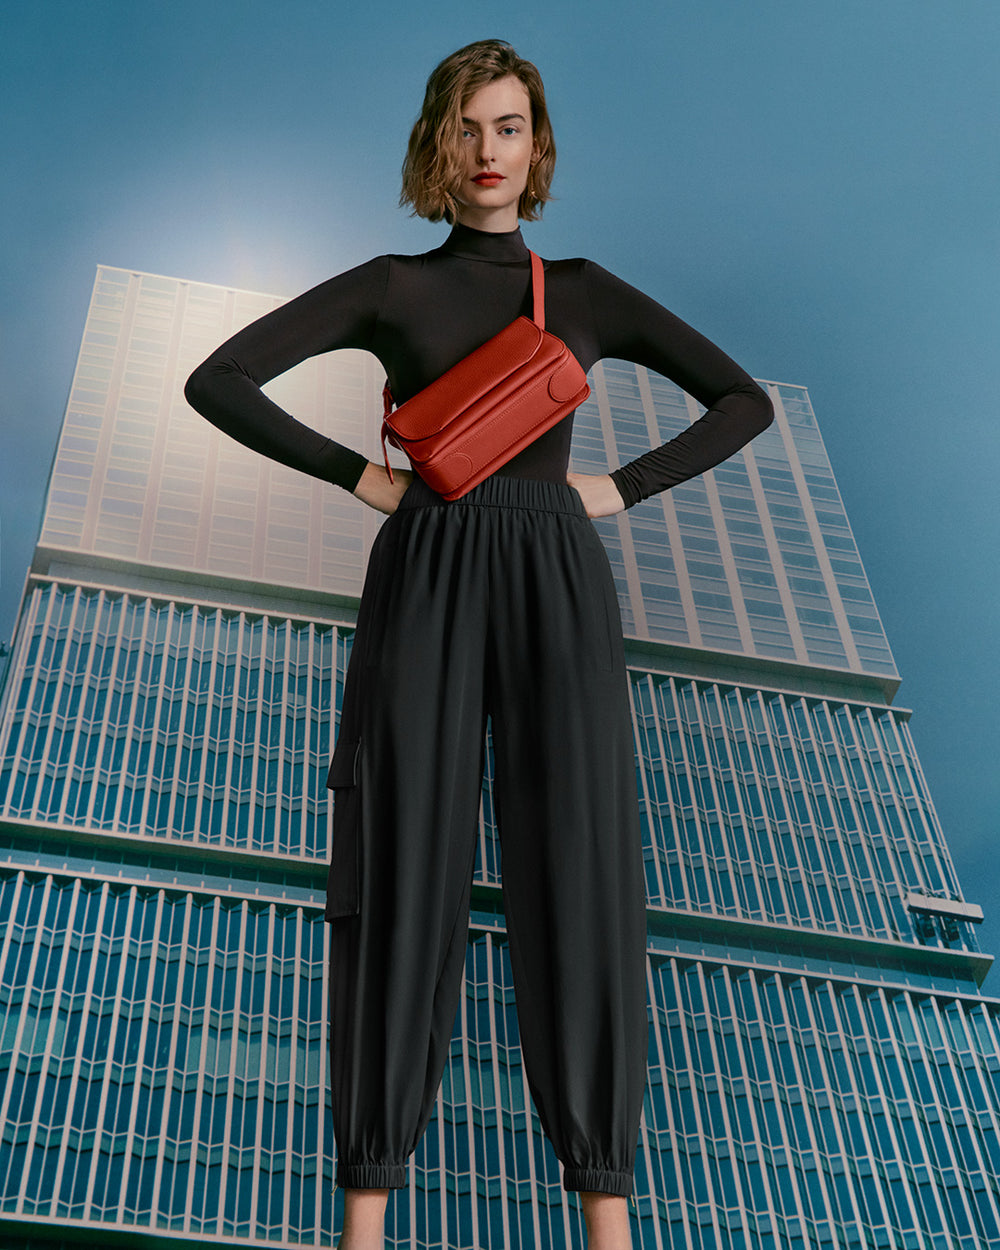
xmin=472 ymin=174 xmax=505 ymax=185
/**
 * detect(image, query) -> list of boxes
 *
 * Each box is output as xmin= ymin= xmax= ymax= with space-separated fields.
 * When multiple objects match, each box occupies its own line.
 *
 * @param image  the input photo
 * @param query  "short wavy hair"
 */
xmin=400 ymin=39 xmax=556 ymax=224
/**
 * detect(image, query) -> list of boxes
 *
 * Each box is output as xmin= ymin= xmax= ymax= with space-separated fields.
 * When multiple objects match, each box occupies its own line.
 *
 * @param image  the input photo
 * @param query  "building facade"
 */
xmin=0 ymin=265 xmax=996 ymax=1249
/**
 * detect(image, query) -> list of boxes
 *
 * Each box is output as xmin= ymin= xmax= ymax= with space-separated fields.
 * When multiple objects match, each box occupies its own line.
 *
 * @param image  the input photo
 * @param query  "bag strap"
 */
xmin=529 ymin=250 xmax=545 ymax=329
xmin=380 ymin=382 xmax=395 ymax=482
xmin=380 ymin=250 xmax=545 ymax=483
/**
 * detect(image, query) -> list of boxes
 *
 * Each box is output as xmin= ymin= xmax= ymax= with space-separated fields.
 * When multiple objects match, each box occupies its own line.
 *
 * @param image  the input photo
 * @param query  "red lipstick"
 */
xmin=472 ymin=173 xmax=505 ymax=185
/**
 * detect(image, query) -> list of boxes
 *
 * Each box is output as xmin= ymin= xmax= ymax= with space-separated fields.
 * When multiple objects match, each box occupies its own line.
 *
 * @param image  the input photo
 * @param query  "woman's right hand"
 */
xmin=351 ymin=462 xmax=416 ymax=515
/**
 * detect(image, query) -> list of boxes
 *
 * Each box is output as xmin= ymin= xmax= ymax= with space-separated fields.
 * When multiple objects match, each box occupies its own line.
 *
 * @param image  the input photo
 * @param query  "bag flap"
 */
xmin=547 ymin=348 xmax=590 ymax=404
xmin=385 ymin=317 xmax=543 ymax=440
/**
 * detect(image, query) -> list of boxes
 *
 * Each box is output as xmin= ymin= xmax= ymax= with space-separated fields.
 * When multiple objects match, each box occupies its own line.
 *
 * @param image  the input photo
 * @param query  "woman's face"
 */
xmin=453 ymin=75 xmax=540 ymax=232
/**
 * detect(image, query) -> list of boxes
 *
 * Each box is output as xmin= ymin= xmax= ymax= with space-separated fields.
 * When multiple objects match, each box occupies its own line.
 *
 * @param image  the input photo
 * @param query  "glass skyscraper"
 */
xmin=0 ymin=265 xmax=996 ymax=1249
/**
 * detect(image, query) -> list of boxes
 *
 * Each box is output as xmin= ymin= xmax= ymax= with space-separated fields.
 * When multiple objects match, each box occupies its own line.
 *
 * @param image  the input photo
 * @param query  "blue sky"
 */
xmin=3 ymin=0 xmax=998 ymax=964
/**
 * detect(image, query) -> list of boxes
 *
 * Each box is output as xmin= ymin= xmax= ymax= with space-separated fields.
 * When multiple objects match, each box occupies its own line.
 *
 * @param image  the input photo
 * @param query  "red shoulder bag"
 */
xmin=380 ymin=251 xmax=590 ymax=501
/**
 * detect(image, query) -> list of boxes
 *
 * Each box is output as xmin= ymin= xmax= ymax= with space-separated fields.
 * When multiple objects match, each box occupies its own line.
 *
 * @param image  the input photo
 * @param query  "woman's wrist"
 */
xmin=352 ymin=462 xmax=414 ymax=515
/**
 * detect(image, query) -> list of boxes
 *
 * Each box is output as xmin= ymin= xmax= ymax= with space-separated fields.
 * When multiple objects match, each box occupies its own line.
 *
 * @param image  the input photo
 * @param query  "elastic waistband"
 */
xmin=396 ymin=473 xmax=587 ymax=517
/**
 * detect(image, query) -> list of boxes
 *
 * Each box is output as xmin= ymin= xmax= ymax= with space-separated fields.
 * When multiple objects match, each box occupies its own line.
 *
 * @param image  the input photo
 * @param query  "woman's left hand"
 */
xmin=566 ymin=471 xmax=626 ymax=518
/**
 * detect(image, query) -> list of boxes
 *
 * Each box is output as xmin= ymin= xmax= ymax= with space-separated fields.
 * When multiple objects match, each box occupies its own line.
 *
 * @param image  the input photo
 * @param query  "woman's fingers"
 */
xmin=566 ymin=471 xmax=626 ymax=518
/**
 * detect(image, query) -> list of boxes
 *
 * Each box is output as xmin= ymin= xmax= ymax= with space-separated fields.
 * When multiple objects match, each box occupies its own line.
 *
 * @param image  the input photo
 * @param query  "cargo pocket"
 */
xmin=324 ymin=736 xmax=362 ymax=920
xmin=582 ymin=524 xmax=620 ymax=673
xmin=598 ymin=569 xmax=623 ymax=673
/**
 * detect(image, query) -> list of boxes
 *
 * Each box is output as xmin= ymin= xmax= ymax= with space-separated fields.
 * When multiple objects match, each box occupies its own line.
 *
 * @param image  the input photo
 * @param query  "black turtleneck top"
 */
xmin=184 ymin=223 xmax=773 ymax=509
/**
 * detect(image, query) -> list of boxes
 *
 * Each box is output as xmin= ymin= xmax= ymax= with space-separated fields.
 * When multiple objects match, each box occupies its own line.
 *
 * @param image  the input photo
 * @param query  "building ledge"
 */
xmin=0 ymin=815 xmax=328 ymax=881
xmin=637 ymin=899 xmax=994 ymax=990
xmin=482 ymin=887 xmax=996 ymax=991
xmin=0 ymin=1212 xmax=263 ymax=1248
xmin=0 ymin=827 xmax=991 ymax=992
xmin=30 ymin=547 xmax=363 ymax=628
xmin=623 ymin=635 xmax=901 ymax=707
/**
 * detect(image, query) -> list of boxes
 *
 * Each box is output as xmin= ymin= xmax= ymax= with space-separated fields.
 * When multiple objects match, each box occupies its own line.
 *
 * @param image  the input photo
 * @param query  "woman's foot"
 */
xmin=335 ymin=1187 xmax=389 ymax=1249
xmin=581 ymin=1191 xmax=633 ymax=1249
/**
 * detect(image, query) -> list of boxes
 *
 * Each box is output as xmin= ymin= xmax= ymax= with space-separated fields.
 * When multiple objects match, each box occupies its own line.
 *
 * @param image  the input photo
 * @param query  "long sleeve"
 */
xmin=582 ymin=261 xmax=773 ymax=509
xmin=184 ymin=255 xmax=391 ymax=492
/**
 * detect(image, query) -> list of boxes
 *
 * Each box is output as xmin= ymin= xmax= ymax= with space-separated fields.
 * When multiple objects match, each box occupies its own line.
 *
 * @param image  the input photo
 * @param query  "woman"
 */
xmin=185 ymin=39 xmax=772 ymax=1250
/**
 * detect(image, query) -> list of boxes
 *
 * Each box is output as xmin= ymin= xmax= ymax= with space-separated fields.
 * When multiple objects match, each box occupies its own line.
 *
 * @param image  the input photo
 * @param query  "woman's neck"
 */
xmin=439 ymin=221 xmax=529 ymax=262
xmin=454 ymin=205 xmax=520 ymax=233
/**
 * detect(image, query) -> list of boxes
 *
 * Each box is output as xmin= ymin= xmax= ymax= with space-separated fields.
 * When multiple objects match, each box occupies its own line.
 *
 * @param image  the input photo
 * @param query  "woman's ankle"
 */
xmin=580 ymin=1191 xmax=632 ymax=1249
xmin=336 ymin=1186 xmax=389 ymax=1249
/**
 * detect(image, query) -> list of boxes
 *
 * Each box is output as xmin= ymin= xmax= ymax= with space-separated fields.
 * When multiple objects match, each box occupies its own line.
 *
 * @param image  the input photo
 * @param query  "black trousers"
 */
xmin=324 ymin=474 xmax=648 ymax=1197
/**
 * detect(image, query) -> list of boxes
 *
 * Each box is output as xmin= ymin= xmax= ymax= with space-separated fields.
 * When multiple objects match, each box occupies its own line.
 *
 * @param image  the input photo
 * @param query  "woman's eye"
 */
xmin=501 ymin=126 xmax=519 ymax=136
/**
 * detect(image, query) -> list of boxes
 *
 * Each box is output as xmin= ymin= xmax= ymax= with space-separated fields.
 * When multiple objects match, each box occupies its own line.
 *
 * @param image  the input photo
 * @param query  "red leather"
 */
xmin=380 ymin=251 xmax=590 ymax=501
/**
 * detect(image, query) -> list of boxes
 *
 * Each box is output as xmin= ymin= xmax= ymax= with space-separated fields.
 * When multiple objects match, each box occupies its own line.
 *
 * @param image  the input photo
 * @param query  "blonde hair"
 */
xmin=400 ymin=39 xmax=556 ymax=224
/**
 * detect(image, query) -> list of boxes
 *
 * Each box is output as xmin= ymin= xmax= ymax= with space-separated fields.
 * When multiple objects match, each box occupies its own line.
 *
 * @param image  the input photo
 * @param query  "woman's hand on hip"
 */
xmin=566 ymin=471 xmax=626 ymax=518
xmin=352 ymin=462 xmax=416 ymax=515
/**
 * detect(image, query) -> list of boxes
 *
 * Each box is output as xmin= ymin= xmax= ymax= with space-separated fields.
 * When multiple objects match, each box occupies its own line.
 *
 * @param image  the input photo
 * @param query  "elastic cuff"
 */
xmin=336 ymin=1161 xmax=407 ymax=1189
xmin=563 ymin=1167 xmax=633 ymax=1197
